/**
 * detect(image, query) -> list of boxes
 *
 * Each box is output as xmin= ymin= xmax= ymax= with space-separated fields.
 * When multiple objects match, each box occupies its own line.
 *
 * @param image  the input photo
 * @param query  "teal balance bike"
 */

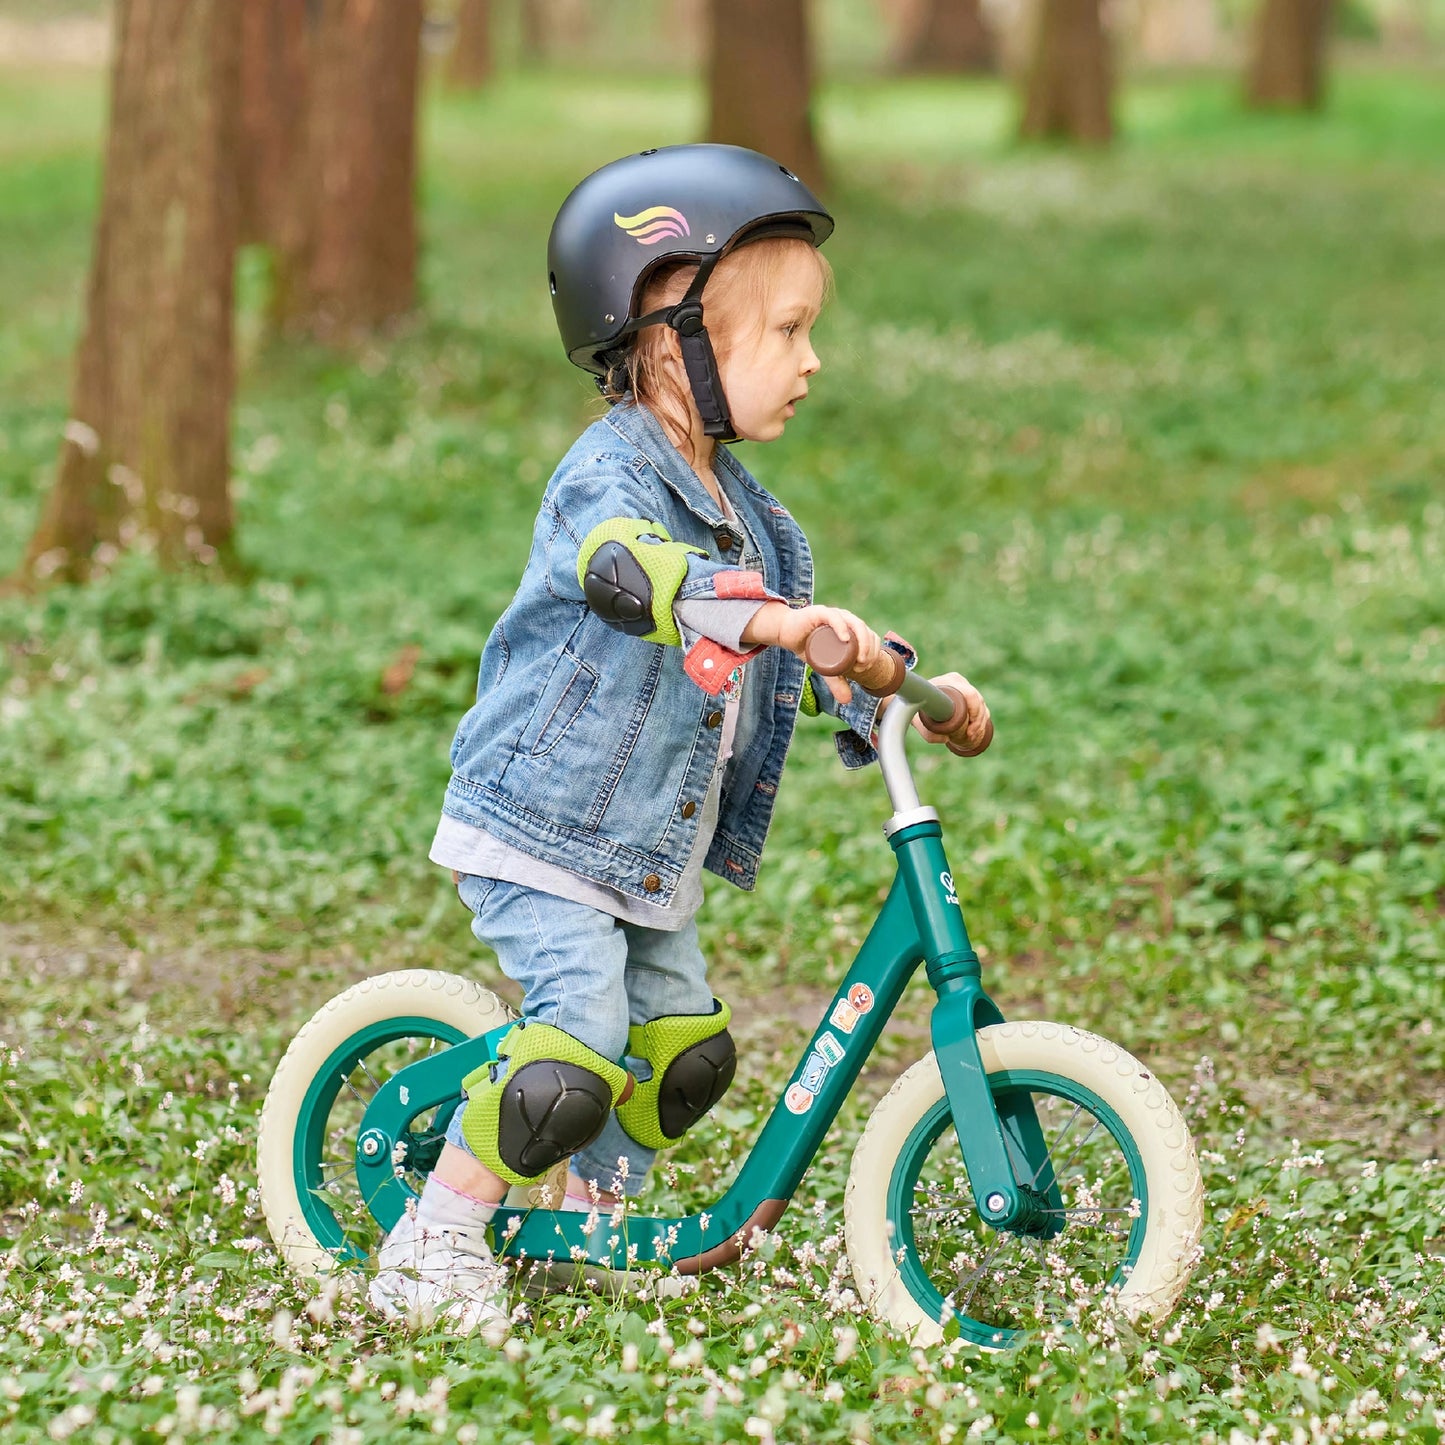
xmin=257 ymin=635 xmax=1204 ymax=1348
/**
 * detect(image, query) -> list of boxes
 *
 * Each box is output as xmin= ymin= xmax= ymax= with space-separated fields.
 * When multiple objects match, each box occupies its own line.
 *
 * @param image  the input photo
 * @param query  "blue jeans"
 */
xmin=443 ymin=875 xmax=715 ymax=1196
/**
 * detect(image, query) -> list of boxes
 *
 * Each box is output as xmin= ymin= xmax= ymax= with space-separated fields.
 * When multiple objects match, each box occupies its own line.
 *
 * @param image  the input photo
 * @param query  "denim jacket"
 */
xmin=441 ymin=401 xmax=892 ymax=906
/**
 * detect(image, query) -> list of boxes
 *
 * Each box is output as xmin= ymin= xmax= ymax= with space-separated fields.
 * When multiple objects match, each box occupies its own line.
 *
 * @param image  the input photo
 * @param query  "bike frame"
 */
xmin=349 ymin=675 xmax=1062 ymax=1275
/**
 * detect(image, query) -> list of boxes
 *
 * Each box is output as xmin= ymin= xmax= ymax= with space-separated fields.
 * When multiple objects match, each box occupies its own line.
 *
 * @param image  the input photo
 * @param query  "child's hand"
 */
xmin=910 ymin=672 xmax=992 ymax=754
xmin=743 ymin=602 xmax=882 ymax=705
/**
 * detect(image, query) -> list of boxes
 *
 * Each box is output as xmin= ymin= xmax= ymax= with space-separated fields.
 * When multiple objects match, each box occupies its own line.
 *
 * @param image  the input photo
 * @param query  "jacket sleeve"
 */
xmin=542 ymin=465 xmax=787 ymax=697
xmin=800 ymin=632 xmax=919 ymax=771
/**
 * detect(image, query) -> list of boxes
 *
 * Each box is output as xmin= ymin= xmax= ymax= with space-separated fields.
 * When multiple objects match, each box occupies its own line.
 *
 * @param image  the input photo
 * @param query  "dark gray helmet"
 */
xmin=548 ymin=144 xmax=834 ymax=439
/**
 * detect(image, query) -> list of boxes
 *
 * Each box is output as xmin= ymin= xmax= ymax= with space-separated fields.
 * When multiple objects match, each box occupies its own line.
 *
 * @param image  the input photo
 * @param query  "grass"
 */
xmin=1 ymin=59 xmax=1444 ymax=1443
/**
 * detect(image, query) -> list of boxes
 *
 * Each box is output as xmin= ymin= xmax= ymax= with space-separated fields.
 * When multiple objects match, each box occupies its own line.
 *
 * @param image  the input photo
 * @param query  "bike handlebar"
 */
xmin=804 ymin=630 xmax=993 ymax=759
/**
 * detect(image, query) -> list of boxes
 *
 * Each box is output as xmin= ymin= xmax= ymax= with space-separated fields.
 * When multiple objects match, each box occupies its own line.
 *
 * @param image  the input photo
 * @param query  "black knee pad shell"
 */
xmin=616 ymin=999 xmax=736 ymax=1151
xmin=461 ymin=1022 xmax=628 ymax=1187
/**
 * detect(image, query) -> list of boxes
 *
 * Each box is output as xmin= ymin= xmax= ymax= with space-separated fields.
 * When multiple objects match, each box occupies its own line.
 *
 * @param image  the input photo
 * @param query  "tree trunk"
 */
xmin=1019 ymin=0 xmax=1113 ymax=144
xmin=518 ymin=0 xmax=547 ymax=64
xmin=1246 ymin=0 xmax=1332 ymax=109
xmin=19 ymin=0 xmax=240 ymax=586
xmin=238 ymin=0 xmax=309 ymax=249
xmin=273 ymin=0 xmax=423 ymax=341
xmin=446 ymin=0 xmax=492 ymax=88
xmin=896 ymin=0 xmax=994 ymax=73
xmin=705 ymin=0 xmax=824 ymax=193
xmin=662 ymin=0 xmax=705 ymax=62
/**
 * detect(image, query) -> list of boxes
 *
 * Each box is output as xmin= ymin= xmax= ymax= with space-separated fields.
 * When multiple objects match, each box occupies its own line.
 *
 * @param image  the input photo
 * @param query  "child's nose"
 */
xmin=801 ymin=344 xmax=820 ymax=376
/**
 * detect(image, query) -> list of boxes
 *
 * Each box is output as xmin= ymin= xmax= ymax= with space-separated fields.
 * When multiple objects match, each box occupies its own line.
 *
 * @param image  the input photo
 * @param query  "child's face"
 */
xmin=716 ymin=246 xmax=824 ymax=444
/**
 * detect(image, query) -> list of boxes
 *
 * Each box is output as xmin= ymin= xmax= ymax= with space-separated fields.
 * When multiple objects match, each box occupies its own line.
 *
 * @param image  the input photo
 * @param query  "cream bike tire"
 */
xmin=845 ymin=1022 xmax=1204 ymax=1348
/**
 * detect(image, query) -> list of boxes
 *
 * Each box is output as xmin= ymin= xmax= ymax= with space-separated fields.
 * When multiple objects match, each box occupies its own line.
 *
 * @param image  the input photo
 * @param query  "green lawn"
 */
xmin=1 ymin=62 xmax=1443 ymax=1443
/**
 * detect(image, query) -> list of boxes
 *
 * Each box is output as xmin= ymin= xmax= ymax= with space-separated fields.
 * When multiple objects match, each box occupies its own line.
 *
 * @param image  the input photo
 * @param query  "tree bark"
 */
xmin=445 ymin=0 xmax=492 ymax=88
xmin=705 ymin=0 xmax=824 ymax=193
xmin=896 ymin=0 xmax=994 ymax=73
xmin=272 ymin=0 xmax=423 ymax=340
xmin=1019 ymin=0 xmax=1113 ymax=144
xmin=19 ymin=0 xmax=240 ymax=586
xmin=519 ymin=0 xmax=547 ymax=64
xmin=1246 ymin=0 xmax=1332 ymax=109
xmin=238 ymin=0 xmax=309 ymax=249
xmin=663 ymin=0 xmax=705 ymax=62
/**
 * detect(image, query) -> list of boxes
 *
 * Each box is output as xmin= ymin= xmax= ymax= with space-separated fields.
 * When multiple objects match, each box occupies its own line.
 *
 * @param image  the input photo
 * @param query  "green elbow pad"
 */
xmin=576 ymin=518 xmax=707 ymax=648
xmin=800 ymin=669 xmax=823 ymax=717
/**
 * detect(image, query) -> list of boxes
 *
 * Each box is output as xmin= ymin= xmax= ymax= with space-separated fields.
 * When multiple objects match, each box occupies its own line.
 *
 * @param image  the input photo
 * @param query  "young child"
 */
xmin=370 ymin=144 xmax=991 ymax=1332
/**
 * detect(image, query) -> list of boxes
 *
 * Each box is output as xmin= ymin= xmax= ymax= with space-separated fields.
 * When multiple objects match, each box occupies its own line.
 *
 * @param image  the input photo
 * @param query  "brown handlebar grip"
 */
xmin=931 ymin=684 xmax=973 ymax=738
xmin=804 ymin=630 xmax=907 ymax=698
xmin=946 ymin=714 xmax=994 ymax=758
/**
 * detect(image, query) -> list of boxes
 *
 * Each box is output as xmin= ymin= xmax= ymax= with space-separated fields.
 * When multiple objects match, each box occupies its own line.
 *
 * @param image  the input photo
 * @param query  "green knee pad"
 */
xmin=460 ymin=1022 xmax=629 ymax=1187
xmin=616 ymin=999 xmax=737 ymax=1151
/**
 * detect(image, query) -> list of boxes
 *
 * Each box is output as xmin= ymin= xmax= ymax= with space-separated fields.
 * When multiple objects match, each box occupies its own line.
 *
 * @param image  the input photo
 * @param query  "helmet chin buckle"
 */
xmin=668 ymin=297 xmax=736 ymax=442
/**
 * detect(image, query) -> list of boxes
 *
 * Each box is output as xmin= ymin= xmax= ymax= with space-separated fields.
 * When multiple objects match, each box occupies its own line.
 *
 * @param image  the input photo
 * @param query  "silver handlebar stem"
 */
xmin=875 ymin=670 xmax=957 ymax=832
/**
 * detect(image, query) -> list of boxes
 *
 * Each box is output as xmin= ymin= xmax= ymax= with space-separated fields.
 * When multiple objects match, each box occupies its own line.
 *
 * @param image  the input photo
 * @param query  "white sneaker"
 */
xmin=368 ymin=1208 xmax=511 ymax=1336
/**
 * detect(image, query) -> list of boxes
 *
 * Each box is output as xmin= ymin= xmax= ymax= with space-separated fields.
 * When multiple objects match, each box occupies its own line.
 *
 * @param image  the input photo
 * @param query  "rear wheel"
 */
xmin=256 ymin=970 xmax=514 ymax=1280
xmin=846 ymin=1022 xmax=1202 ymax=1347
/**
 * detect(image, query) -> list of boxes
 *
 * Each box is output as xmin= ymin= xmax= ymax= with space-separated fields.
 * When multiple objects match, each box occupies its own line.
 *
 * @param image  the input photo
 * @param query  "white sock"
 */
xmin=414 ymin=1176 xmax=498 ymax=1239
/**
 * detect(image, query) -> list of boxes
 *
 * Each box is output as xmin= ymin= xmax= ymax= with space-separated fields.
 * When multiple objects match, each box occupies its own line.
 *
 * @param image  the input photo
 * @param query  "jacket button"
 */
xmin=643 ymin=873 xmax=662 ymax=892
xmin=681 ymin=800 xmax=697 ymax=819
xmin=851 ymin=734 xmax=871 ymax=753
xmin=714 ymin=529 xmax=736 ymax=552
xmin=707 ymin=710 xmax=723 ymax=728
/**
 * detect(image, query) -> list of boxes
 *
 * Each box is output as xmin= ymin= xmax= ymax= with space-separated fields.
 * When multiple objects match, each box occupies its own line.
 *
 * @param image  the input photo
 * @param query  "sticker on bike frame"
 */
xmin=815 ymin=1031 xmax=845 ymax=1066
xmin=830 ymin=999 xmax=859 ymax=1033
xmin=785 ymin=1082 xmax=814 ymax=1114
xmin=847 ymin=983 xmax=874 ymax=1015
xmin=940 ymin=869 xmax=959 ymax=905
xmin=799 ymin=1053 xmax=828 ymax=1094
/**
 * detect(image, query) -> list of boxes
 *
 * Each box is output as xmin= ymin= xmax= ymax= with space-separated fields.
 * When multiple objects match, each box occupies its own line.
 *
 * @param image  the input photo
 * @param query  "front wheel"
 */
xmin=846 ymin=1022 xmax=1203 ymax=1348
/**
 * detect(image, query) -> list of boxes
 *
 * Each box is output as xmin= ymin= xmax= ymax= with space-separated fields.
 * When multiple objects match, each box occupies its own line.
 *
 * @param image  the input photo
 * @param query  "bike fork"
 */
xmin=893 ymin=818 xmax=1064 ymax=1238
xmin=929 ymin=967 xmax=1065 ymax=1238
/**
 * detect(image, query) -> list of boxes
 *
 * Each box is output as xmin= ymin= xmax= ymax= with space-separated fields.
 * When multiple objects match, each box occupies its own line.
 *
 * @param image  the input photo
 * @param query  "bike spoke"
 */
xmin=1039 ymin=1117 xmax=1103 ymax=1189
xmin=1029 ymin=1102 xmax=1084 ymax=1182
xmin=905 ymin=1085 xmax=1144 ymax=1334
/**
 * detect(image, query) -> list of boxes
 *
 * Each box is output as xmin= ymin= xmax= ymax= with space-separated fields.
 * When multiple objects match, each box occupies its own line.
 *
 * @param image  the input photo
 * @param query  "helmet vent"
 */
xmin=549 ymin=271 xmax=557 ymax=296
xmin=641 ymin=148 xmax=658 ymax=156
xmin=779 ymin=165 xmax=798 ymax=180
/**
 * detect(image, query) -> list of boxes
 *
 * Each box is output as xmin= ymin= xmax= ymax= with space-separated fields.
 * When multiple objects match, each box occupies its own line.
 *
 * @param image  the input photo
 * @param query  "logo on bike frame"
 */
xmin=940 ymin=870 xmax=958 ymax=906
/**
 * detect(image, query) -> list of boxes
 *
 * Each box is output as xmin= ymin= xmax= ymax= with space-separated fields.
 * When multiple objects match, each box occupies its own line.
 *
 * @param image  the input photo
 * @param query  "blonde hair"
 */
xmin=601 ymin=236 xmax=832 ymax=462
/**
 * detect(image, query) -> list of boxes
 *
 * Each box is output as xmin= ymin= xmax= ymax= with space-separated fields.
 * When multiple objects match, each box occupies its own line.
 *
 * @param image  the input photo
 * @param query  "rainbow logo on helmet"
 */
xmin=614 ymin=206 xmax=691 ymax=245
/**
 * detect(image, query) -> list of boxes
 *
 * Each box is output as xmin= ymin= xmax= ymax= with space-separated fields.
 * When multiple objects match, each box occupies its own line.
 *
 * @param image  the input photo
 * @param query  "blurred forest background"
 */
xmin=0 ymin=2 xmax=1443 ymax=1437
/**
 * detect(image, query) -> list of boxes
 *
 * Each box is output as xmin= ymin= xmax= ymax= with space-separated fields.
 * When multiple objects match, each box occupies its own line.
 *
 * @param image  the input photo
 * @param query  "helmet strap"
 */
xmin=670 ymin=302 xmax=735 ymax=442
xmin=668 ymin=257 xmax=735 ymax=442
xmin=622 ymin=254 xmax=737 ymax=443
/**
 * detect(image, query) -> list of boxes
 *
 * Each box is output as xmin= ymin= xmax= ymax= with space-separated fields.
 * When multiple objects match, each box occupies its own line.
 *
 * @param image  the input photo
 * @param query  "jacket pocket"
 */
xmin=518 ymin=650 xmax=599 ymax=758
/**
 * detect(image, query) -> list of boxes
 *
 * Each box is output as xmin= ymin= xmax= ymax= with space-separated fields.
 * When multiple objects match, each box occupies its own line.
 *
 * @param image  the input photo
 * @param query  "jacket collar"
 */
xmin=602 ymin=400 xmax=749 ymax=529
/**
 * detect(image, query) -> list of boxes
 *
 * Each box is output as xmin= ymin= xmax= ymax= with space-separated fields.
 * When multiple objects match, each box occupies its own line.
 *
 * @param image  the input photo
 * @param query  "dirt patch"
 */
xmin=0 ymin=919 xmax=294 ymax=1031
